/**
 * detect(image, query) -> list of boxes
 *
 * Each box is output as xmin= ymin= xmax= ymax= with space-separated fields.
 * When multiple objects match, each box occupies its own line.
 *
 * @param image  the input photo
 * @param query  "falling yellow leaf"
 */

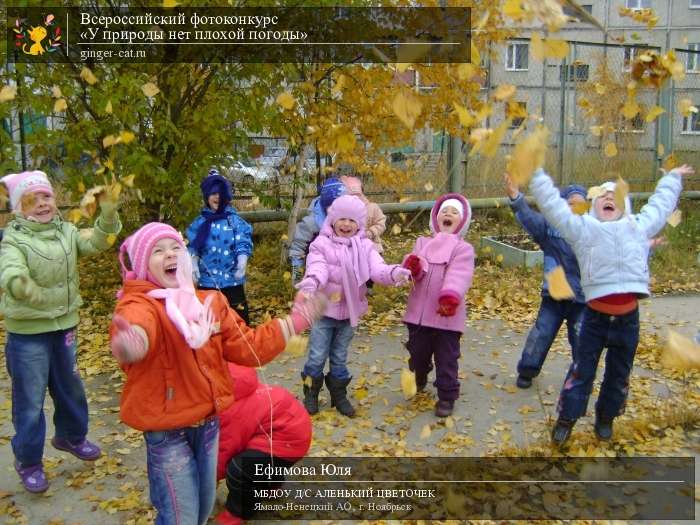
xmin=106 ymin=234 xmax=117 ymax=246
xmin=0 ymin=85 xmax=18 ymax=102
xmin=645 ymin=105 xmax=665 ymax=123
xmin=285 ymin=335 xmax=308 ymax=357
xmin=614 ymin=177 xmax=629 ymax=212
xmin=482 ymin=120 xmax=510 ymax=157
xmin=80 ymin=67 xmax=98 ymax=85
xmin=276 ymin=91 xmax=296 ymax=110
xmin=453 ymin=102 xmax=476 ymax=128
xmin=119 ymin=131 xmax=136 ymax=144
xmin=666 ymin=209 xmax=682 ymax=227
xmin=400 ymin=368 xmax=417 ymax=400
xmin=67 ymin=208 xmax=83 ymax=224
xmin=141 ymin=82 xmax=160 ymax=97
xmin=594 ymin=83 xmax=606 ymax=95
xmin=470 ymin=41 xmax=481 ymax=67
xmin=420 ymin=424 xmax=432 ymax=440
xmin=282 ymin=271 xmax=291 ymax=281
xmin=663 ymin=153 xmax=678 ymax=171
xmin=120 ymin=173 xmax=136 ymax=187
xmin=661 ymin=330 xmax=700 ymax=370
xmin=103 ymin=135 xmax=117 ymax=148
xmin=657 ymin=143 xmax=665 ymax=156
xmin=546 ymin=266 xmax=575 ymax=300
xmin=503 ymin=0 xmax=526 ymax=19
xmin=456 ymin=63 xmax=476 ymax=81
xmin=587 ymin=185 xmax=604 ymax=201
xmin=496 ymin=254 xmax=504 ymax=263
xmin=590 ymin=125 xmax=603 ymax=137
xmin=391 ymin=224 xmax=402 ymax=235
xmin=570 ymin=201 xmax=590 ymax=215
xmin=678 ymin=98 xmax=698 ymax=117
xmin=621 ymin=98 xmax=640 ymax=119
xmin=424 ymin=182 xmax=433 ymax=192
xmin=53 ymin=98 xmax=67 ymax=112
xmin=105 ymin=100 xmax=113 ymax=114
xmin=506 ymin=125 xmax=549 ymax=185
xmin=104 ymin=159 xmax=115 ymax=172
xmin=51 ymin=85 xmax=62 ymax=98
xmin=392 ymin=91 xmax=422 ymax=129
xmin=531 ymin=33 xmax=569 ymax=60
xmin=604 ymin=142 xmax=618 ymax=157
xmin=303 ymin=376 xmax=312 ymax=387
xmin=493 ymin=84 xmax=516 ymax=101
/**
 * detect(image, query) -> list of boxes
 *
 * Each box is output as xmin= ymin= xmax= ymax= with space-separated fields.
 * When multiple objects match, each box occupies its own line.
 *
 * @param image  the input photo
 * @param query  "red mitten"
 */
xmin=437 ymin=294 xmax=460 ymax=317
xmin=403 ymin=254 xmax=423 ymax=279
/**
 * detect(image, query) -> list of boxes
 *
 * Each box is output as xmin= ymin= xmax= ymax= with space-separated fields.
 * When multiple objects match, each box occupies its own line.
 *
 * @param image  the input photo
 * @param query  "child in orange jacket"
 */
xmin=109 ymin=222 xmax=325 ymax=525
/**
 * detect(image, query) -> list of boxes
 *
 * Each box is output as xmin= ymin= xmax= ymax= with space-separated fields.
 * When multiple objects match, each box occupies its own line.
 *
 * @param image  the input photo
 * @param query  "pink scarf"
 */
xmin=422 ymin=232 xmax=461 ymax=264
xmin=146 ymin=250 xmax=215 ymax=349
xmin=332 ymin=233 xmax=370 ymax=327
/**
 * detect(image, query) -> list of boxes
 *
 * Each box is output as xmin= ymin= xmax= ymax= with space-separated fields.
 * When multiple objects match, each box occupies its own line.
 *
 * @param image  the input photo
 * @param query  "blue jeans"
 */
xmin=303 ymin=316 xmax=355 ymax=379
xmin=557 ymin=306 xmax=640 ymax=421
xmin=5 ymin=328 xmax=89 ymax=466
xmin=517 ymin=296 xmax=584 ymax=379
xmin=144 ymin=418 xmax=220 ymax=525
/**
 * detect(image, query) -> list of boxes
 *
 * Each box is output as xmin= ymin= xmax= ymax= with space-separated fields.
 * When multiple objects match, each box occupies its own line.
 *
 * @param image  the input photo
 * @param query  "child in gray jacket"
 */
xmin=529 ymin=164 xmax=694 ymax=445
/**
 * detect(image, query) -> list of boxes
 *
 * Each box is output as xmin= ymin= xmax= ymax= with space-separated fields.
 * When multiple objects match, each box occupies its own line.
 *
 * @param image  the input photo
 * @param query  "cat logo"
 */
xmin=12 ymin=13 xmax=62 ymax=57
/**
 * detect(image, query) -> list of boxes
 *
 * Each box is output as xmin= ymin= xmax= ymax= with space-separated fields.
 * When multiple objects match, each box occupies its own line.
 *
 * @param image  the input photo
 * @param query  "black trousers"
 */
xmin=225 ymin=449 xmax=295 ymax=518
xmin=200 ymin=284 xmax=250 ymax=325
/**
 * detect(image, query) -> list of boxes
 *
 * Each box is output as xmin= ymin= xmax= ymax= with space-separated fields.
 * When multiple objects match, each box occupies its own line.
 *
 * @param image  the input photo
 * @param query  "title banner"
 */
xmin=241 ymin=457 xmax=694 ymax=520
xmin=7 ymin=7 xmax=471 ymax=64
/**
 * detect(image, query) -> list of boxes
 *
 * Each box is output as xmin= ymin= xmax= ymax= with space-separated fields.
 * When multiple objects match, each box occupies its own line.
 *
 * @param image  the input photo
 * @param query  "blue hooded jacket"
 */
xmin=509 ymin=190 xmax=585 ymax=303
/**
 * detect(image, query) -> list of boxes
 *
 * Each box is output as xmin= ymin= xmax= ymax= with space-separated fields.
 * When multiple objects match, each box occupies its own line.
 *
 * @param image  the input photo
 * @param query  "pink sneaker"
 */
xmin=51 ymin=436 xmax=101 ymax=461
xmin=14 ymin=461 xmax=49 ymax=493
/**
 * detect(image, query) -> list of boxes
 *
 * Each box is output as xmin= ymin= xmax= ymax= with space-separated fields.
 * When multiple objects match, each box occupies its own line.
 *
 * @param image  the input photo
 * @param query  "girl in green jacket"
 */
xmin=0 ymin=171 xmax=121 ymax=493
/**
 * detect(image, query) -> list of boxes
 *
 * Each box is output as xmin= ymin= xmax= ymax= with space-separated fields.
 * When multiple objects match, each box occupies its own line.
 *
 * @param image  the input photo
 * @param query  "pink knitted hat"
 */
xmin=1 ymin=170 xmax=54 ymax=211
xmin=119 ymin=222 xmax=185 ymax=282
xmin=325 ymin=194 xmax=367 ymax=233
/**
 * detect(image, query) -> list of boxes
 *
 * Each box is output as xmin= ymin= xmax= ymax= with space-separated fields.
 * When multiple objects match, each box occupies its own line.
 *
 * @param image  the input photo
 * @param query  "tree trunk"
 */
xmin=280 ymin=147 xmax=307 ymax=267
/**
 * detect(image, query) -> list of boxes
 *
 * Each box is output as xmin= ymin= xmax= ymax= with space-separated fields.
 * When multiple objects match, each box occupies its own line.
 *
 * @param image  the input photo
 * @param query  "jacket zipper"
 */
xmin=417 ymin=266 xmax=432 ymax=325
xmin=58 ymin=228 xmax=70 ymax=310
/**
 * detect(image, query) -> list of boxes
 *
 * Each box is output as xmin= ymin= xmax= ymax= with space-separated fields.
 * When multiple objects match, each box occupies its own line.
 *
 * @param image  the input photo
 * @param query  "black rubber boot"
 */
xmin=301 ymin=374 xmax=324 ymax=415
xmin=594 ymin=415 xmax=614 ymax=441
xmin=516 ymin=375 xmax=532 ymax=389
xmin=551 ymin=418 xmax=575 ymax=447
xmin=324 ymin=374 xmax=356 ymax=417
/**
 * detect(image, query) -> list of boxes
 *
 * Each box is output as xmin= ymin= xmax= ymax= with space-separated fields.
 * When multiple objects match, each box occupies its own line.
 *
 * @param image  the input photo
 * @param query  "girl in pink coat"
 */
xmin=402 ymin=193 xmax=475 ymax=417
xmin=297 ymin=195 xmax=411 ymax=417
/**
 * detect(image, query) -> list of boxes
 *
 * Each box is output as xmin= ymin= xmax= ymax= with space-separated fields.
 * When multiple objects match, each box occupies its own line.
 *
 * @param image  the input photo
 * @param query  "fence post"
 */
xmin=558 ymin=56 xmax=567 ymax=184
xmin=447 ymin=135 xmax=464 ymax=193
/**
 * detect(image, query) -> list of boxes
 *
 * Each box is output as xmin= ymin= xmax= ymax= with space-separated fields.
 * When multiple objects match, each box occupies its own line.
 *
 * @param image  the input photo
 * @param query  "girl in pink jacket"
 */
xmin=402 ymin=193 xmax=475 ymax=417
xmin=297 ymin=195 xmax=411 ymax=417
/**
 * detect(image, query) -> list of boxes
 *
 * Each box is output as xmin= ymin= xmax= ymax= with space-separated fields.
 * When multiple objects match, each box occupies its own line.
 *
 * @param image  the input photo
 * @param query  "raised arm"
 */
xmin=529 ymin=168 xmax=586 ymax=245
xmin=635 ymin=167 xmax=687 ymax=238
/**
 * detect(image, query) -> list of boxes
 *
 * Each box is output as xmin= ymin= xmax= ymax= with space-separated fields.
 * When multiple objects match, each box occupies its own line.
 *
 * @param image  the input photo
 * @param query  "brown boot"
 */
xmin=435 ymin=399 xmax=454 ymax=417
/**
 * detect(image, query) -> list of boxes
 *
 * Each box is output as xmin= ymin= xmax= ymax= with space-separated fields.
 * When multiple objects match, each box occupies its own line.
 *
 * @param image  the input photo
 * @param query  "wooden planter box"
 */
xmin=480 ymin=234 xmax=543 ymax=268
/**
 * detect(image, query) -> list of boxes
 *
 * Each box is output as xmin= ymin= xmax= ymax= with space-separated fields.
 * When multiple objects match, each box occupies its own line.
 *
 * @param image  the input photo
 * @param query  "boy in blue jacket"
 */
xmin=187 ymin=169 xmax=253 ymax=324
xmin=529 ymin=164 xmax=694 ymax=445
xmin=505 ymin=174 xmax=587 ymax=389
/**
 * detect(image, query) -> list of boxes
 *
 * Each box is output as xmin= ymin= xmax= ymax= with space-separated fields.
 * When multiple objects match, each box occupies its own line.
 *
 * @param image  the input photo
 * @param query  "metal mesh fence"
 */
xmin=669 ymin=48 xmax=700 ymax=169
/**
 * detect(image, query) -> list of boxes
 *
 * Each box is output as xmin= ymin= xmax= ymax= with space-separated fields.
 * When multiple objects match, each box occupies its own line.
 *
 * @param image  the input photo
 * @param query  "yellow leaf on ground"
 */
xmin=285 ymin=335 xmax=308 ymax=357
xmin=276 ymin=91 xmax=296 ymax=110
xmin=392 ymin=224 xmax=402 ymax=235
xmin=401 ymin=368 xmax=417 ymax=400
xmin=53 ymin=98 xmax=67 ymax=112
xmin=120 ymin=131 xmax=136 ymax=144
xmin=105 ymin=100 xmax=113 ymax=114
xmin=392 ymin=91 xmax=422 ymax=129
xmin=645 ymin=105 xmax=665 ymax=123
xmin=614 ymin=177 xmax=629 ymax=212
xmin=120 ymin=173 xmax=136 ymax=187
xmin=532 ymin=33 xmax=569 ymax=60
xmin=282 ymin=271 xmax=291 ymax=281
xmin=420 ymin=424 xmax=432 ymax=440
xmin=77 ymin=181 xmax=86 ymax=193
xmin=0 ymin=85 xmax=17 ymax=102
xmin=667 ymin=209 xmax=682 ymax=227
xmin=493 ymin=84 xmax=516 ymax=101
xmin=445 ymin=416 xmax=455 ymax=429
xmin=106 ymin=234 xmax=117 ymax=246
xmin=661 ymin=330 xmax=700 ymax=371
xmin=518 ymin=405 xmax=536 ymax=415
xmin=103 ymin=135 xmax=117 ymax=148
xmin=604 ymin=142 xmax=618 ymax=157
xmin=163 ymin=0 xmax=179 ymax=7
xmin=354 ymin=387 xmax=368 ymax=400
xmin=678 ymin=98 xmax=698 ymax=117
xmin=141 ymin=82 xmax=160 ymax=97
xmin=545 ymin=266 xmax=575 ymax=300
xmin=51 ymin=85 xmax=62 ymax=98
xmin=80 ymin=67 xmax=98 ymax=85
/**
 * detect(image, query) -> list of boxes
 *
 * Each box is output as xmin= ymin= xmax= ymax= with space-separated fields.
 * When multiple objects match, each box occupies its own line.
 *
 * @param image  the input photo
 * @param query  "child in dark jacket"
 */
xmin=505 ymin=174 xmax=586 ymax=389
xmin=530 ymin=164 xmax=694 ymax=445
xmin=401 ymin=193 xmax=475 ymax=417
xmin=214 ymin=364 xmax=312 ymax=525
xmin=187 ymin=169 xmax=253 ymax=324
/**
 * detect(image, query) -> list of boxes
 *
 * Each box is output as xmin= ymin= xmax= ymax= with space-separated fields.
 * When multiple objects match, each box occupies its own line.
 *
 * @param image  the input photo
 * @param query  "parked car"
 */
xmin=221 ymin=158 xmax=278 ymax=186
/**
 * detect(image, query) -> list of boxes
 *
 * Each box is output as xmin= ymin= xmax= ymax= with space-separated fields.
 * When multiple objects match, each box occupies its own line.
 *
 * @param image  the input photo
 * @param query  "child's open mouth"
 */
xmin=442 ymin=219 xmax=453 ymax=227
xmin=603 ymin=203 xmax=616 ymax=212
xmin=164 ymin=264 xmax=177 ymax=275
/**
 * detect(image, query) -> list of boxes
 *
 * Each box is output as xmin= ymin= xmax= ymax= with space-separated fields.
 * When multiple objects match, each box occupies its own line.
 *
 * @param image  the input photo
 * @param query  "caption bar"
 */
xmin=7 ymin=7 xmax=471 ymax=64
xmin=242 ymin=457 xmax=694 ymax=520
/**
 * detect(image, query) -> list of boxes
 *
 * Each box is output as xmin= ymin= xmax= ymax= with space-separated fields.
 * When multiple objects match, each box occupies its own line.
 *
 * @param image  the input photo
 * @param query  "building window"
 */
xmin=626 ymin=0 xmax=652 ymax=8
xmin=560 ymin=64 xmax=589 ymax=82
xmin=682 ymin=105 xmax=700 ymax=133
xmin=505 ymin=42 xmax=528 ymax=71
xmin=624 ymin=46 xmax=647 ymax=70
xmin=691 ymin=0 xmax=700 ymax=9
xmin=688 ymin=44 xmax=700 ymax=72
xmin=563 ymin=3 xmax=593 ymax=20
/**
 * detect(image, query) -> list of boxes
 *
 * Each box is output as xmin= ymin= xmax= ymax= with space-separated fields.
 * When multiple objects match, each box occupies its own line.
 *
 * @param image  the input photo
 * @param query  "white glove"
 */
xmin=191 ymin=254 xmax=201 ymax=284
xmin=234 ymin=254 xmax=248 ymax=281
